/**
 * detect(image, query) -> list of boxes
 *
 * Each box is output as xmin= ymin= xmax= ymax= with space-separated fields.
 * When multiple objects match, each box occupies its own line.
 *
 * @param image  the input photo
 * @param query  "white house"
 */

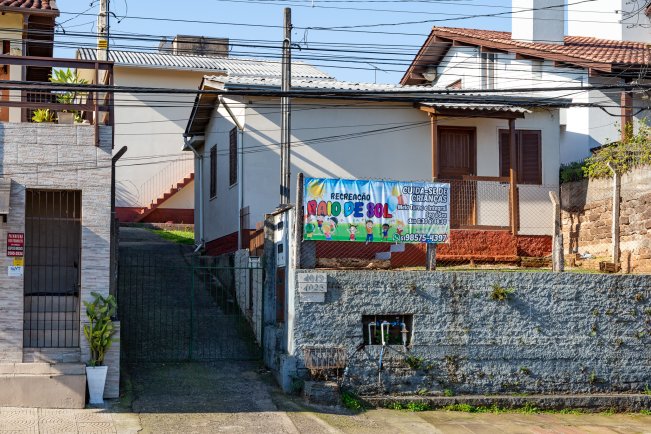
xmin=77 ymin=37 xmax=332 ymax=223
xmin=402 ymin=0 xmax=651 ymax=164
xmin=184 ymin=75 xmax=568 ymax=262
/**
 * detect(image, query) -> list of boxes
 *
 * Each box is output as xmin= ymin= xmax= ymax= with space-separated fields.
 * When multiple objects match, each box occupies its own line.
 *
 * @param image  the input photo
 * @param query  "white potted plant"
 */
xmin=83 ymin=292 xmax=117 ymax=405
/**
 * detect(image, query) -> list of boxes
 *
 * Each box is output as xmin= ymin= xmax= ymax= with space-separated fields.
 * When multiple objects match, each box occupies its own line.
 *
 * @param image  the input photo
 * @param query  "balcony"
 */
xmin=0 ymin=54 xmax=114 ymax=146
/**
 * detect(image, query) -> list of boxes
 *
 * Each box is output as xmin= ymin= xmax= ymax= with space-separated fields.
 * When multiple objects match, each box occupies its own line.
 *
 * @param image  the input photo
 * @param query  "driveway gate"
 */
xmin=117 ymin=254 xmax=263 ymax=363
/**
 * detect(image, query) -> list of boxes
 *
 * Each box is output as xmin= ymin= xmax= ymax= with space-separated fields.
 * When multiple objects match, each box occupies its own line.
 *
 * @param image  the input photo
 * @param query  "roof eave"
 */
xmin=0 ymin=5 xmax=59 ymax=17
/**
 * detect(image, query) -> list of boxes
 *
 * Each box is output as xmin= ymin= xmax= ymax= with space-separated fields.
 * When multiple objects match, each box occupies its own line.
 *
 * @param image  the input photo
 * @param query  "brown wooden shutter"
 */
xmin=229 ymin=128 xmax=237 ymax=186
xmin=210 ymin=145 xmax=217 ymax=198
xmin=499 ymin=129 xmax=511 ymax=178
xmin=518 ymin=130 xmax=542 ymax=185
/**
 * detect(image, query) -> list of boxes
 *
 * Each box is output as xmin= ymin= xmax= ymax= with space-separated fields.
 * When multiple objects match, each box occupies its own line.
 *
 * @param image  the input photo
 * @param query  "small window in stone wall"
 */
xmin=362 ymin=314 xmax=413 ymax=346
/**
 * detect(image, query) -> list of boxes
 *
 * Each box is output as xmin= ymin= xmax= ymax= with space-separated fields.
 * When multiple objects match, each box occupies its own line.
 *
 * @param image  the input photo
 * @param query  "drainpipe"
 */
xmin=184 ymin=136 xmax=205 ymax=251
xmin=219 ymin=96 xmax=245 ymax=249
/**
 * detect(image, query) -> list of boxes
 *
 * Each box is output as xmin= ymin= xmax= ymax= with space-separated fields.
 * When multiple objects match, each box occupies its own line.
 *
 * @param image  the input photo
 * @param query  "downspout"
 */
xmin=219 ymin=96 xmax=245 ymax=249
xmin=184 ymin=137 xmax=205 ymax=252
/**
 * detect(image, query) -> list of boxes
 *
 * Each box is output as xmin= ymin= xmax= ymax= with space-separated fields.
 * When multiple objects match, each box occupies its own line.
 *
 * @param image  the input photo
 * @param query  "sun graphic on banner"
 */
xmin=307 ymin=179 xmax=326 ymax=200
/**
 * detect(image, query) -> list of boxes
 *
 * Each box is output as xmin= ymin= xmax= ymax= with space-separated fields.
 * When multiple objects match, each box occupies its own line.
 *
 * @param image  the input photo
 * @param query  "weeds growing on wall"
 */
xmin=341 ymin=391 xmax=364 ymax=411
xmin=583 ymin=121 xmax=651 ymax=179
xmin=490 ymin=284 xmax=516 ymax=301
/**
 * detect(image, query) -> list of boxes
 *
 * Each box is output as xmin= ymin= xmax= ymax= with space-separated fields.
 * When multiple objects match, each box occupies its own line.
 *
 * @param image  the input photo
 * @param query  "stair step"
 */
xmin=390 ymin=243 xmax=406 ymax=253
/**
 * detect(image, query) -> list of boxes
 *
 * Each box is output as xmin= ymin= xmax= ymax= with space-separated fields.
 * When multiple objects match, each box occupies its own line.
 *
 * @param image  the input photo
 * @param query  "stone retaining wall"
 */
xmin=290 ymin=270 xmax=651 ymax=396
xmin=561 ymin=166 xmax=651 ymax=272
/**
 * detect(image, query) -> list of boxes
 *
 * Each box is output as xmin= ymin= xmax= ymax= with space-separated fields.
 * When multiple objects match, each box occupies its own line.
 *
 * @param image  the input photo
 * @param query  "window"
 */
xmin=532 ymin=60 xmax=543 ymax=81
xmin=446 ymin=79 xmax=462 ymax=90
xmin=209 ymin=145 xmax=217 ymax=198
xmin=229 ymin=128 xmax=237 ymax=186
xmin=499 ymin=129 xmax=542 ymax=185
xmin=481 ymin=52 xmax=496 ymax=90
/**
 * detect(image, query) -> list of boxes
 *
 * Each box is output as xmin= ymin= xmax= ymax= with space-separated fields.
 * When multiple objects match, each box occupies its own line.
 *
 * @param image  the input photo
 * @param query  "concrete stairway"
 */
xmin=134 ymin=173 xmax=194 ymax=223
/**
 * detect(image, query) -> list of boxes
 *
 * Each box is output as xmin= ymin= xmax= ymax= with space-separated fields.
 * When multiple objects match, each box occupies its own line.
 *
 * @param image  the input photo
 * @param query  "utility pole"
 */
xmin=97 ymin=0 xmax=109 ymax=61
xmin=280 ymin=7 xmax=292 ymax=205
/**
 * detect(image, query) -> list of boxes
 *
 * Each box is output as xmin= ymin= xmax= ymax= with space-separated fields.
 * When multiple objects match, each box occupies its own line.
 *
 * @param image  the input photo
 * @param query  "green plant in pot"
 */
xmin=31 ymin=108 xmax=55 ymax=123
xmin=49 ymin=68 xmax=88 ymax=124
xmin=83 ymin=292 xmax=117 ymax=405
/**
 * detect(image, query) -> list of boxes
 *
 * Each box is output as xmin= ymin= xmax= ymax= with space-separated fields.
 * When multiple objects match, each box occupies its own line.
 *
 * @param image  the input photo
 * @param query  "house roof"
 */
xmin=0 ymin=0 xmax=59 ymax=15
xmin=211 ymin=75 xmax=438 ymax=92
xmin=77 ymin=48 xmax=332 ymax=79
xmin=402 ymin=26 xmax=651 ymax=85
xmin=185 ymin=74 xmax=568 ymax=137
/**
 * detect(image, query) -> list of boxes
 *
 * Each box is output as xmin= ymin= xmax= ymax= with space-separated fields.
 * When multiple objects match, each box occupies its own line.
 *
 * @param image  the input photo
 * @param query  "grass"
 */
xmin=440 ymin=403 xmax=620 ymax=415
xmin=387 ymin=402 xmax=431 ymax=412
xmin=148 ymin=229 xmax=195 ymax=245
xmin=341 ymin=391 xmax=364 ymax=412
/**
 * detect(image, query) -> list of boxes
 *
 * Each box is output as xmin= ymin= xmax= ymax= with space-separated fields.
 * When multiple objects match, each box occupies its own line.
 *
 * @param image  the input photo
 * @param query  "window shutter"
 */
xmin=229 ymin=128 xmax=237 ymax=186
xmin=210 ymin=145 xmax=217 ymax=198
xmin=499 ymin=129 xmax=511 ymax=178
xmin=518 ymin=130 xmax=542 ymax=184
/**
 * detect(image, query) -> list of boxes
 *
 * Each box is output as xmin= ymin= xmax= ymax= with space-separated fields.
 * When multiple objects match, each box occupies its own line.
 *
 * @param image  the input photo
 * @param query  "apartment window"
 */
xmin=481 ymin=52 xmax=496 ymax=90
xmin=209 ymin=145 xmax=217 ymax=198
xmin=499 ymin=129 xmax=542 ymax=185
xmin=229 ymin=128 xmax=237 ymax=186
xmin=446 ymin=79 xmax=462 ymax=90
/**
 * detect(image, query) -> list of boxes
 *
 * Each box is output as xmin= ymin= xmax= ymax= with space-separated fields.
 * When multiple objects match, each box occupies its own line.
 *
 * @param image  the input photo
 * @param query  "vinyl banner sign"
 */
xmin=303 ymin=178 xmax=450 ymax=244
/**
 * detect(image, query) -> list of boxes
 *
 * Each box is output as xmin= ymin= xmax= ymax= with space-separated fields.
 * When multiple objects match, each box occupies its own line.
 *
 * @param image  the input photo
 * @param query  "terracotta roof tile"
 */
xmin=0 ymin=0 xmax=58 ymax=14
xmin=432 ymin=26 xmax=651 ymax=66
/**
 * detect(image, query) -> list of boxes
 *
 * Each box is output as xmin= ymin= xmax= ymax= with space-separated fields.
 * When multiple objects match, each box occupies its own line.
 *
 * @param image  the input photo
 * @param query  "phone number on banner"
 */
xmin=394 ymin=234 xmax=448 ymax=243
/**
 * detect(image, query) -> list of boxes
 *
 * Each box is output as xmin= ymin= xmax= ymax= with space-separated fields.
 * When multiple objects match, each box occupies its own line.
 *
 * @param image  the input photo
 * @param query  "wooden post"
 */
xmin=608 ymin=163 xmax=621 ymax=265
xmin=620 ymin=90 xmax=633 ymax=143
xmin=508 ymin=118 xmax=519 ymax=235
xmin=292 ymin=172 xmax=304 ymax=270
xmin=94 ymin=62 xmax=99 ymax=146
xmin=426 ymin=114 xmax=438 ymax=271
xmin=430 ymin=113 xmax=438 ymax=180
xmin=549 ymin=191 xmax=564 ymax=272
xmin=426 ymin=244 xmax=437 ymax=271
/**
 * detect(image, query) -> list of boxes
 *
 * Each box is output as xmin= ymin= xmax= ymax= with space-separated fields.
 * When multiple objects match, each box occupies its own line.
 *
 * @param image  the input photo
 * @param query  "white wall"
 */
xmin=434 ymin=46 xmax=649 ymax=163
xmin=568 ymin=0 xmax=651 ymax=43
xmin=111 ymin=67 xmax=206 ymax=209
xmin=199 ymin=98 xmax=560 ymax=241
xmin=199 ymin=96 xmax=245 ymax=244
xmin=159 ymin=181 xmax=194 ymax=209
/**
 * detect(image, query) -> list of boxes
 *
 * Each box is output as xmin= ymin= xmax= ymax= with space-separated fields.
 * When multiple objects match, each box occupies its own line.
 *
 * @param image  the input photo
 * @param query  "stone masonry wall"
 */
xmin=561 ymin=166 xmax=651 ymax=272
xmin=0 ymin=123 xmax=118 ymax=397
xmin=291 ymin=270 xmax=651 ymax=396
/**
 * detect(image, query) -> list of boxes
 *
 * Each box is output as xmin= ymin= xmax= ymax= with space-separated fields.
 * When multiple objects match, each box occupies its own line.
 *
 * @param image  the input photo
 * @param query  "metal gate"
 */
xmin=117 ymin=254 xmax=263 ymax=363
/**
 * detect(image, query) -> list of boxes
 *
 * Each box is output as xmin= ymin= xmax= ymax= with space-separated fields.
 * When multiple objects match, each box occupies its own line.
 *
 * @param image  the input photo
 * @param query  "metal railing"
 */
xmin=137 ymin=156 xmax=194 ymax=208
xmin=0 ymin=54 xmax=114 ymax=146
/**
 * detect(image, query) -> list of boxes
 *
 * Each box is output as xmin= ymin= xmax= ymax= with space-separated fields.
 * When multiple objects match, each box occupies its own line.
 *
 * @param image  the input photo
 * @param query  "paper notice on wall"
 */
xmin=8 ymin=266 xmax=23 ymax=277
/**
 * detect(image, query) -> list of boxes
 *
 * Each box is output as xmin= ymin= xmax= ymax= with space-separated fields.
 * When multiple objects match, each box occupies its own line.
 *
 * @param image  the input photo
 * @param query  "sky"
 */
xmin=54 ymin=0 xmax=514 ymax=84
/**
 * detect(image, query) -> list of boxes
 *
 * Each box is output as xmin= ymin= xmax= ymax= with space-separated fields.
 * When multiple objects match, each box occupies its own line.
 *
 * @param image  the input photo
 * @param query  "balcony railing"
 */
xmin=0 ymin=54 xmax=114 ymax=146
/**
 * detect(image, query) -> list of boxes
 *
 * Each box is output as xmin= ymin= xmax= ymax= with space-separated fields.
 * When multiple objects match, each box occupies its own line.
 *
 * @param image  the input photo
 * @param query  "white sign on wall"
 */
xmin=8 ymin=266 xmax=23 ymax=277
xmin=298 ymin=273 xmax=327 ymax=303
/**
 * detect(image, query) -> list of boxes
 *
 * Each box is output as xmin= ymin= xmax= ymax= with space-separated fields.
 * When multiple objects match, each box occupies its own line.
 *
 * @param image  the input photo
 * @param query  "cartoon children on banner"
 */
xmin=365 ymin=220 xmax=374 ymax=244
xmin=322 ymin=217 xmax=338 ymax=241
xmin=348 ymin=222 xmax=358 ymax=241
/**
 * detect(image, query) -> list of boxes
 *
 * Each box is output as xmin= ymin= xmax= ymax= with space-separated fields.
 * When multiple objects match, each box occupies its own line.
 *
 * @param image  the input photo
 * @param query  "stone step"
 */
xmin=0 ymin=363 xmax=85 ymax=408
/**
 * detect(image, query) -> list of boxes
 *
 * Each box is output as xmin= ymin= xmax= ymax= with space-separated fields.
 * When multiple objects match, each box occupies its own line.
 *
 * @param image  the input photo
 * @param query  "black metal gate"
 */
xmin=117 ymin=254 xmax=263 ymax=363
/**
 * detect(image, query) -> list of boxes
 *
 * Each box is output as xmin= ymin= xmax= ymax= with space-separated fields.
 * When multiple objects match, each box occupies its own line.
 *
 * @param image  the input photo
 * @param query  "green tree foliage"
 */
xmin=584 ymin=122 xmax=651 ymax=179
